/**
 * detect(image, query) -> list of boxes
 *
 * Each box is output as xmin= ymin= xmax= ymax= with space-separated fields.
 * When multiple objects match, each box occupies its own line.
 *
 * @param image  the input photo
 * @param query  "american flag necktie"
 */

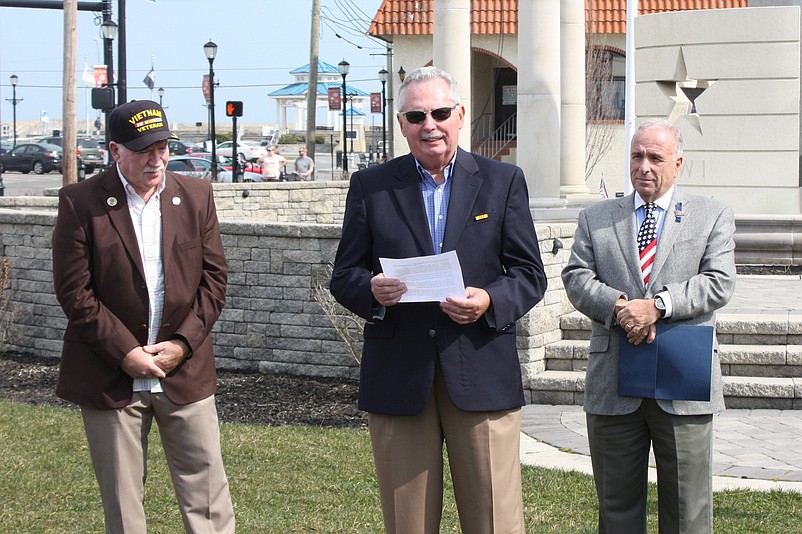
xmin=637 ymin=203 xmax=658 ymax=285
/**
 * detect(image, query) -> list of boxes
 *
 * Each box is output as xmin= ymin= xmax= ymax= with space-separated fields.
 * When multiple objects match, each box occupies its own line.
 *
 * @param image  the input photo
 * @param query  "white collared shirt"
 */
xmin=117 ymin=166 xmax=166 ymax=393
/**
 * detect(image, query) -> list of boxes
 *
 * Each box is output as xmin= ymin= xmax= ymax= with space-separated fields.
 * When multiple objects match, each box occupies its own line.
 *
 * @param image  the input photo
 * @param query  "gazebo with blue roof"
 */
xmin=268 ymin=60 xmax=369 ymax=132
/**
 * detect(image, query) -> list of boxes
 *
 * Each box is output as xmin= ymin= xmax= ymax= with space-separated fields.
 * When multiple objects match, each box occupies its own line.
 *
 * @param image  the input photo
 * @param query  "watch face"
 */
xmin=655 ymin=297 xmax=666 ymax=311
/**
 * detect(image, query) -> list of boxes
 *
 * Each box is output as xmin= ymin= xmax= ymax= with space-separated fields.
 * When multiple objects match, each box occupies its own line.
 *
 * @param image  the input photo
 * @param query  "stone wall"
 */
xmin=212 ymin=181 xmax=350 ymax=224
xmin=0 ymin=205 xmax=575 ymax=402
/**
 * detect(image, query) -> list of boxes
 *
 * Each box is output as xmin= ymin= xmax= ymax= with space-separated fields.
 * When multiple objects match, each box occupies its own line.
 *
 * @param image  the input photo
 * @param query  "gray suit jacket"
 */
xmin=561 ymin=188 xmax=736 ymax=416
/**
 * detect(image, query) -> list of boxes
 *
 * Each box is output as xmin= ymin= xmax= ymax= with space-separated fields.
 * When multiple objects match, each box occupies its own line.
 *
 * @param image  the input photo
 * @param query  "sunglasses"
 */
xmin=399 ymin=104 xmax=459 ymax=124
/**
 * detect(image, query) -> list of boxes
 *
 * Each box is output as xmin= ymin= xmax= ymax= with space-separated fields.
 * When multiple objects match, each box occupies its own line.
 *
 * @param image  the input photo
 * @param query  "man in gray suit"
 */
xmin=562 ymin=119 xmax=736 ymax=534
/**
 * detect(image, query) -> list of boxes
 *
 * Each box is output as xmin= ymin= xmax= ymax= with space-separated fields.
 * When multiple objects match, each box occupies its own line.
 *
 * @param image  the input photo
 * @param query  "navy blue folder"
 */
xmin=618 ymin=324 xmax=714 ymax=401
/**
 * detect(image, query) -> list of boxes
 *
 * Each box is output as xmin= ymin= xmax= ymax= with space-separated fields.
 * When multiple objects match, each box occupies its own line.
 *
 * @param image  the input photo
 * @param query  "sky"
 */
xmin=0 ymin=0 xmax=387 ymax=132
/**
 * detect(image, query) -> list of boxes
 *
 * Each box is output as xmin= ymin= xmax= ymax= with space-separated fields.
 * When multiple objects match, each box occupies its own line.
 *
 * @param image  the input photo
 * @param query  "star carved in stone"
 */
xmin=657 ymin=48 xmax=714 ymax=134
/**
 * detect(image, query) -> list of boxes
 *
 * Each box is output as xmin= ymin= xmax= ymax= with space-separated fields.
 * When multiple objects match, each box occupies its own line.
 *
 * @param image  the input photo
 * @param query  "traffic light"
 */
xmin=226 ymin=101 xmax=243 ymax=117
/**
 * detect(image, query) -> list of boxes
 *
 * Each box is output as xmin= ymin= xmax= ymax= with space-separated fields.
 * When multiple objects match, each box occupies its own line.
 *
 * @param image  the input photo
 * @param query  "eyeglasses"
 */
xmin=399 ymin=104 xmax=459 ymax=124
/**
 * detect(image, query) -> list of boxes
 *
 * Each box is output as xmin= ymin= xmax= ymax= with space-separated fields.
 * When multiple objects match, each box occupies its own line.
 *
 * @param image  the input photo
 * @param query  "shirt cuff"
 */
xmin=655 ymin=290 xmax=673 ymax=318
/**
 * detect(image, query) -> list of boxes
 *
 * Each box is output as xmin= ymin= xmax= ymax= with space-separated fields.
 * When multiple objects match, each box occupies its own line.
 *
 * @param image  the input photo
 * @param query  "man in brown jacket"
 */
xmin=52 ymin=100 xmax=234 ymax=533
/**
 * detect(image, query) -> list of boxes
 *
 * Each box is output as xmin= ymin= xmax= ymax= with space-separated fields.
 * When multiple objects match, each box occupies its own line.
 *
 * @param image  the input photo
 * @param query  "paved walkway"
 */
xmin=520 ymin=274 xmax=802 ymax=492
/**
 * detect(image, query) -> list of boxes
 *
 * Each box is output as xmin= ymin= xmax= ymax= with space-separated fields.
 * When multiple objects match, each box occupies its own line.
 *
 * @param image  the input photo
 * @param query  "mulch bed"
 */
xmin=0 ymin=352 xmax=367 ymax=429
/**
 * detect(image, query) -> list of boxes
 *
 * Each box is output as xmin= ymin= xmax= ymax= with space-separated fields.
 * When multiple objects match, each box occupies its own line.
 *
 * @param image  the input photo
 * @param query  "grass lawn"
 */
xmin=2 ymin=400 xmax=801 ymax=532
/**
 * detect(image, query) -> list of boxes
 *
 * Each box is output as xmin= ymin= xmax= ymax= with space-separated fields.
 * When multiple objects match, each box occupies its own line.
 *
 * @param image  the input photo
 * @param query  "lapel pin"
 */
xmin=172 ymin=197 xmax=181 ymax=206
xmin=674 ymin=202 xmax=683 ymax=223
xmin=474 ymin=213 xmax=488 ymax=221
xmin=106 ymin=197 xmax=118 ymax=207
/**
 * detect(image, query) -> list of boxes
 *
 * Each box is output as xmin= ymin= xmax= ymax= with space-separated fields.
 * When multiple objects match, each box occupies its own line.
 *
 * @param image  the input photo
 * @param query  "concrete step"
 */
xmin=529 ymin=370 xmax=802 ymax=409
xmin=545 ymin=339 xmax=802 ymax=378
xmin=559 ymin=311 xmax=802 ymax=345
xmin=536 ymin=311 xmax=802 ymax=409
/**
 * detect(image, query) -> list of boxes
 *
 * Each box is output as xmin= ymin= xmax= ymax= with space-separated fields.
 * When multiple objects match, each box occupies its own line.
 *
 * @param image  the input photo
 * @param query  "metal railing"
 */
xmin=472 ymin=113 xmax=517 ymax=161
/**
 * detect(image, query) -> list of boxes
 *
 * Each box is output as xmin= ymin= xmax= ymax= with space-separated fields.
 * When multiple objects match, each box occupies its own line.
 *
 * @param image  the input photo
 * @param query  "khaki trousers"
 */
xmin=369 ymin=368 xmax=524 ymax=534
xmin=81 ymin=393 xmax=235 ymax=534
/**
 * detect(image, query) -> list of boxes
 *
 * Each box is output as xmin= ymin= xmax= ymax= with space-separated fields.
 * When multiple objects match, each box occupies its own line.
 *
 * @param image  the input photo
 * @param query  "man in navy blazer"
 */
xmin=330 ymin=66 xmax=546 ymax=534
xmin=52 ymin=100 xmax=234 ymax=533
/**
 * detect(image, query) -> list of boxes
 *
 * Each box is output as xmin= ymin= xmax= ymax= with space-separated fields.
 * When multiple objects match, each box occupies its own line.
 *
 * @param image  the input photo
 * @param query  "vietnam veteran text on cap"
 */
xmin=108 ymin=100 xmax=178 ymax=152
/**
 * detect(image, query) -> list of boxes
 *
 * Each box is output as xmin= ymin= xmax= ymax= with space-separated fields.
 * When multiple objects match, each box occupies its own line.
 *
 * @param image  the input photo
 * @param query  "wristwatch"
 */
xmin=654 ymin=295 xmax=667 ymax=318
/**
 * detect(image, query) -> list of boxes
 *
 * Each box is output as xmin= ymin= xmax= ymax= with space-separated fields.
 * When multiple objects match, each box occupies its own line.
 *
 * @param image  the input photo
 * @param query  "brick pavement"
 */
xmin=520 ymin=275 xmax=802 ymax=492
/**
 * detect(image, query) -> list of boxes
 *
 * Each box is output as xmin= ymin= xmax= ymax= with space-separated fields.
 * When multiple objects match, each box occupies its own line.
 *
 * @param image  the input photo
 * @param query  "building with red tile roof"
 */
xmin=368 ymin=0 xmax=747 ymax=38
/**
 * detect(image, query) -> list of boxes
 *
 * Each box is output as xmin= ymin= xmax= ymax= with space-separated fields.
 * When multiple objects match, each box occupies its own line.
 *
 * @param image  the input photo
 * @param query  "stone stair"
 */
xmin=532 ymin=311 xmax=802 ymax=409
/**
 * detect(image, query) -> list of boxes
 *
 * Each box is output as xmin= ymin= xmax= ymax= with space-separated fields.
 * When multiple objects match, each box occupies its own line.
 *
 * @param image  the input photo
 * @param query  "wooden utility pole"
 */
xmin=305 ymin=0 xmax=321 ymax=161
xmin=63 ymin=0 xmax=78 ymax=184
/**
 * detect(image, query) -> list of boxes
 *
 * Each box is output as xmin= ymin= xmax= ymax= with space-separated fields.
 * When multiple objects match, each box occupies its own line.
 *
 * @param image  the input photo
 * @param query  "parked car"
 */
xmin=0 ymin=139 xmax=11 ymax=155
xmin=38 ymin=135 xmax=104 ymax=174
xmin=168 ymin=139 xmax=203 ymax=156
xmin=216 ymin=140 xmax=268 ymax=162
xmin=193 ymin=152 xmax=234 ymax=170
xmin=166 ymin=156 xmax=262 ymax=183
xmin=0 ymin=143 xmax=62 ymax=174
xmin=194 ymin=152 xmax=262 ymax=174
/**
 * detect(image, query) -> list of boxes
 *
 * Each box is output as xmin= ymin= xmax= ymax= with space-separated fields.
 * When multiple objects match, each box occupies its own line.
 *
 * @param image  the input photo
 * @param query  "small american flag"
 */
xmin=599 ymin=178 xmax=609 ymax=198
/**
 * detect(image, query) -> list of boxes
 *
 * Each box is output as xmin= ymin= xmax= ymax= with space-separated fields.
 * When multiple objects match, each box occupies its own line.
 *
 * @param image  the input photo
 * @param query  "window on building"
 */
xmin=587 ymin=48 xmax=625 ymax=122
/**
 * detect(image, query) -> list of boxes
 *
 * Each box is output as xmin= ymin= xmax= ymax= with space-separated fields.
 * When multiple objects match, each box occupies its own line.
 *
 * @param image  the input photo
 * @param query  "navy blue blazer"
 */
xmin=330 ymin=148 xmax=547 ymax=415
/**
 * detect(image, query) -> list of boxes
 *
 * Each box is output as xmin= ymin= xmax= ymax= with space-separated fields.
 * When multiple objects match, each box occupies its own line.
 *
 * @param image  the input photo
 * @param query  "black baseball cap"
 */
xmin=108 ymin=100 xmax=178 ymax=151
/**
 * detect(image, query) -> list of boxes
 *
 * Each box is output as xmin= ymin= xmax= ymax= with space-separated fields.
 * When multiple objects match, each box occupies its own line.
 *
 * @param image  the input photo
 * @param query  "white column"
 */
xmin=517 ymin=0 xmax=561 ymax=200
xmin=434 ymin=0 xmax=471 ymax=150
xmin=561 ymin=0 xmax=590 ymax=195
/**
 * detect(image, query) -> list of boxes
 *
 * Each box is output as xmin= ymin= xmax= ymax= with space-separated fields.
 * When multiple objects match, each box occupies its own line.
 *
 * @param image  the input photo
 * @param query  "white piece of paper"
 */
xmin=379 ymin=250 xmax=466 ymax=303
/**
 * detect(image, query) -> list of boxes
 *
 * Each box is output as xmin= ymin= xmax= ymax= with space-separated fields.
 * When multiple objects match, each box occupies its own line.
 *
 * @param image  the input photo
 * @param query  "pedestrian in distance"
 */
xmin=561 ymin=118 xmax=736 ymax=534
xmin=52 ymin=100 xmax=235 ymax=533
xmin=330 ymin=66 xmax=547 ymax=534
xmin=293 ymin=145 xmax=315 ymax=181
xmin=258 ymin=145 xmax=287 ymax=181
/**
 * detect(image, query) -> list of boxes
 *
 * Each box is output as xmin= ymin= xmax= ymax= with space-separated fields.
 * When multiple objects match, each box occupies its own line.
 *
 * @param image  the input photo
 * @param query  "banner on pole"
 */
xmin=370 ymin=92 xmax=382 ymax=113
xmin=328 ymin=87 xmax=341 ymax=111
xmin=93 ymin=65 xmax=109 ymax=88
xmin=202 ymin=75 xmax=211 ymax=105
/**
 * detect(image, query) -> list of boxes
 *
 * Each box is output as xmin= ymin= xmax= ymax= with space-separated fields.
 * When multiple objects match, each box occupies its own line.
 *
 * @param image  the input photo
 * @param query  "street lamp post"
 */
xmin=349 ymin=96 xmax=354 ymax=157
xmin=158 ymin=87 xmax=165 ymax=107
xmin=338 ymin=60 xmax=349 ymax=176
xmin=101 ymin=19 xmax=117 ymax=169
xmin=378 ymin=69 xmax=388 ymax=162
xmin=204 ymin=40 xmax=218 ymax=182
xmin=8 ymin=75 xmax=21 ymax=148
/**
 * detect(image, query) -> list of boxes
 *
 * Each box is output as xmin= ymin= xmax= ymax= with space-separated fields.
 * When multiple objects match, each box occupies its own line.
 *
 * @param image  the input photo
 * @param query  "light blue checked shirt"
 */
xmin=118 ymin=167 xmax=166 ymax=393
xmin=416 ymin=153 xmax=457 ymax=255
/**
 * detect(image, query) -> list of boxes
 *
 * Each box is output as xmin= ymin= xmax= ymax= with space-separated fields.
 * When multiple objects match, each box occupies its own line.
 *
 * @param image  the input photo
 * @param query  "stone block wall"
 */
xmin=212 ymin=181 xmax=350 ymax=224
xmin=0 ymin=205 xmax=575 ymax=400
